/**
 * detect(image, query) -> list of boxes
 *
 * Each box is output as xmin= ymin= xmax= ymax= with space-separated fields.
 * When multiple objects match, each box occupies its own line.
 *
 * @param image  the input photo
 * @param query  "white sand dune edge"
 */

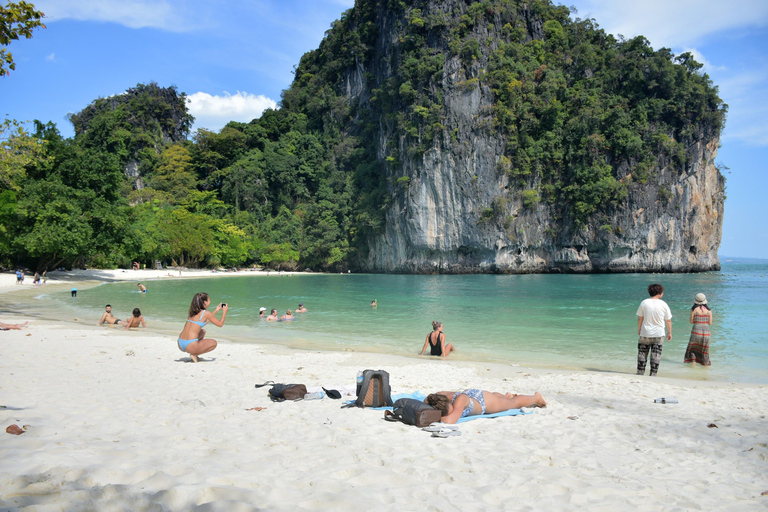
xmin=1 ymin=316 xmax=767 ymax=511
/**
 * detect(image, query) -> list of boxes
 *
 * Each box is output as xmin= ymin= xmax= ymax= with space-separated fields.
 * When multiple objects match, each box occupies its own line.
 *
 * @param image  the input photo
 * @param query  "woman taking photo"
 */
xmin=178 ymin=292 xmax=228 ymax=362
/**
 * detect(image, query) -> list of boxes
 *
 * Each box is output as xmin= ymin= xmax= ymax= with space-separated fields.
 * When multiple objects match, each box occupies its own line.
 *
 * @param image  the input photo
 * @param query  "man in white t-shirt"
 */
xmin=635 ymin=283 xmax=673 ymax=376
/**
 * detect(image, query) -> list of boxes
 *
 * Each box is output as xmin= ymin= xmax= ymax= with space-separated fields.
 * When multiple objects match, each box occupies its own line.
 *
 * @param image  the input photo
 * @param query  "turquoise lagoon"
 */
xmin=11 ymin=258 xmax=768 ymax=384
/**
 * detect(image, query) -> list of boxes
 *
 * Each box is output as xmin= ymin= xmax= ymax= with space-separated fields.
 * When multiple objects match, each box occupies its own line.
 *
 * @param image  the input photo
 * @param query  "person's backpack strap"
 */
xmin=254 ymin=381 xmax=275 ymax=388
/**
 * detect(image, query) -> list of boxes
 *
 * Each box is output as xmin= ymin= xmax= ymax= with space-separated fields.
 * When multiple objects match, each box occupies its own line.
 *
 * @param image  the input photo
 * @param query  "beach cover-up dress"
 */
xmin=684 ymin=312 xmax=711 ymax=365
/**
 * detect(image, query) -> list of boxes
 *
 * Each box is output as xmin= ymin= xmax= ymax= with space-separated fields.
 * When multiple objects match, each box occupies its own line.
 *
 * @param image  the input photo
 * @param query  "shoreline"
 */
xmin=1 ymin=317 xmax=766 ymax=509
xmin=0 ymin=269 xmax=760 ymax=386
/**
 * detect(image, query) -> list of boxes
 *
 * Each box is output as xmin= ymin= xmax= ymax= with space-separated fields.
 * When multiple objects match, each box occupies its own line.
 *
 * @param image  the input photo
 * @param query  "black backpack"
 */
xmin=355 ymin=369 xmax=393 ymax=407
xmin=384 ymin=398 xmax=442 ymax=427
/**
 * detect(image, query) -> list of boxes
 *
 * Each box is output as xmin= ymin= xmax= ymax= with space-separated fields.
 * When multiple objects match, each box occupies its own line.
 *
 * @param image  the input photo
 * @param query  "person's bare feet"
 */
xmin=190 ymin=354 xmax=199 ymax=363
xmin=532 ymin=392 xmax=547 ymax=408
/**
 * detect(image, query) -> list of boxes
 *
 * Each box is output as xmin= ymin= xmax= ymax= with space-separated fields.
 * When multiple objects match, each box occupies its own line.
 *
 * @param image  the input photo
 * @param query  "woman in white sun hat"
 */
xmin=684 ymin=293 xmax=713 ymax=366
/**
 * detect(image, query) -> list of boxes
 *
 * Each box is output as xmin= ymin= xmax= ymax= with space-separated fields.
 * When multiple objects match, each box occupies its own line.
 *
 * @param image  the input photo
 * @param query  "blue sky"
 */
xmin=2 ymin=0 xmax=766 ymax=258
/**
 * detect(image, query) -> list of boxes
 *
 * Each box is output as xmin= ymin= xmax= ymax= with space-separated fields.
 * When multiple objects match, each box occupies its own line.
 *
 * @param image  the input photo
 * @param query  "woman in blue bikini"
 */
xmin=426 ymin=389 xmax=546 ymax=424
xmin=177 ymin=292 xmax=228 ymax=362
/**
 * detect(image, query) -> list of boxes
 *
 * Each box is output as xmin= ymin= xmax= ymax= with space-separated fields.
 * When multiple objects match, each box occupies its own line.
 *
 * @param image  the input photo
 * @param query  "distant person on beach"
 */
xmin=42 ymin=271 xmax=47 ymax=285
xmin=177 ymin=292 xmax=227 ymax=363
xmin=71 ymin=288 xmax=77 ymax=297
xmin=266 ymin=309 xmax=279 ymax=322
xmin=371 ymin=299 xmax=377 ymax=308
xmin=684 ymin=293 xmax=713 ymax=366
xmin=279 ymin=309 xmax=295 ymax=322
xmin=33 ymin=272 xmax=40 ymax=286
xmin=133 ymin=261 xmax=140 ymax=270
xmin=636 ymin=283 xmax=673 ymax=376
xmin=420 ymin=321 xmax=455 ymax=357
xmin=137 ymin=283 xmax=147 ymax=293
xmin=124 ymin=308 xmax=146 ymax=329
xmin=259 ymin=307 xmax=267 ymax=319
xmin=15 ymin=270 xmax=23 ymax=285
xmin=99 ymin=305 xmax=126 ymax=326
xmin=425 ymin=390 xmax=547 ymax=424
xmin=0 ymin=320 xmax=28 ymax=330
xmin=295 ymin=303 xmax=307 ymax=313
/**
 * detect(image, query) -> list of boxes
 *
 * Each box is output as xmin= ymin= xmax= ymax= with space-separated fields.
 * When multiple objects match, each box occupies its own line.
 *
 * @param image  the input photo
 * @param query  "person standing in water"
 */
xmin=177 ymin=292 xmax=227 ymax=362
xmin=635 ymin=283 xmax=672 ymax=376
xmin=684 ymin=293 xmax=713 ymax=366
xmin=420 ymin=321 xmax=455 ymax=357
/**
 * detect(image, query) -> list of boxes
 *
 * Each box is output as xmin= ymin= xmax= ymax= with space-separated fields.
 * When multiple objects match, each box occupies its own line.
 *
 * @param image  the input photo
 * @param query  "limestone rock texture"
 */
xmin=343 ymin=0 xmax=724 ymax=273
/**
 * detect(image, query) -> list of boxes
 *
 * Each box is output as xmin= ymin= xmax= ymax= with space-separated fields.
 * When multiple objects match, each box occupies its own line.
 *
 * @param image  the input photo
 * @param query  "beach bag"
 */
xmin=268 ymin=383 xmax=307 ymax=402
xmin=355 ymin=369 xmax=393 ymax=407
xmin=385 ymin=398 xmax=442 ymax=427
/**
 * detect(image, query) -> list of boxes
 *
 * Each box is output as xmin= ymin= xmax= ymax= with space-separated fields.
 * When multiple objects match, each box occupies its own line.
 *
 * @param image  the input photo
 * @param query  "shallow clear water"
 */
xmin=10 ymin=259 xmax=768 ymax=383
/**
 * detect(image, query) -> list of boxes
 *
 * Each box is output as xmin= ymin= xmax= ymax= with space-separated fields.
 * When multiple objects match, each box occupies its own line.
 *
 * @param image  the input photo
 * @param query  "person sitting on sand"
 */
xmin=279 ymin=309 xmax=295 ymax=322
xmin=124 ymin=308 xmax=146 ymax=329
xmin=99 ymin=305 xmax=126 ymax=326
xmin=177 ymin=292 xmax=227 ymax=363
xmin=420 ymin=321 xmax=455 ymax=357
xmin=0 ymin=320 xmax=28 ymax=330
xmin=295 ymin=303 xmax=307 ymax=313
xmin=137 ymin=283 xmax=147 ymax=293
xmin=425 ymin=390 xmax=547 ymax=424
xmin=266 ymin=309 xmax=279 ymax=322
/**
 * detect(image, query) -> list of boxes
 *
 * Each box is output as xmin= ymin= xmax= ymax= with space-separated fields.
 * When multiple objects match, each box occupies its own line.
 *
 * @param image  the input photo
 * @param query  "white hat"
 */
xmin=694 ymin=293 xmax=707 ymax=305
xmin=259 ymin=307 xmax=267 ymax=311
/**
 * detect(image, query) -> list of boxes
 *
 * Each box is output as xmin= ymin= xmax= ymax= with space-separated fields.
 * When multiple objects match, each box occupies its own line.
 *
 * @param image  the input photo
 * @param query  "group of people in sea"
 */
xmin=258 ymin=303 xmax=307 ymax=322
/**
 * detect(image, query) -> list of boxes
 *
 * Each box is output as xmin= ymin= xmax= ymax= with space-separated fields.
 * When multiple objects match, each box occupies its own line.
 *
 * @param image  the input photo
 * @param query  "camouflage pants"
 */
xmin=637 ymin=337 xmax=663 ymax=376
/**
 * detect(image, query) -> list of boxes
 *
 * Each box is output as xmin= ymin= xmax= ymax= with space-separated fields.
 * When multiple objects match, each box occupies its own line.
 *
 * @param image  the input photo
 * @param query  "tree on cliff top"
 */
xmin=1 ymin=1 xmax=45 ymax=76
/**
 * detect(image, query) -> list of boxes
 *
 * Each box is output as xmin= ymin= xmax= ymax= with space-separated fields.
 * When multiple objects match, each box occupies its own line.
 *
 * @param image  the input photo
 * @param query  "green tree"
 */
xmin=0 ymin=118 xmax=48 ymax=190
xmin=0 ymin=1 xmax=46 ymax=76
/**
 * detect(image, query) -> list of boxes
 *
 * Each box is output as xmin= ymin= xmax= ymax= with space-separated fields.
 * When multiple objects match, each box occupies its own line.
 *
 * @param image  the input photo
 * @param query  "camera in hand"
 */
xmin=221 ymin=303 xmax=227 ymax=307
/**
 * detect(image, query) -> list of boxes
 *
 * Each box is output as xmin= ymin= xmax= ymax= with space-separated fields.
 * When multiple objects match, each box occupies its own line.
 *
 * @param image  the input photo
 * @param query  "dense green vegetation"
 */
xmin=2 ymin=0 xmax=725 ymax=272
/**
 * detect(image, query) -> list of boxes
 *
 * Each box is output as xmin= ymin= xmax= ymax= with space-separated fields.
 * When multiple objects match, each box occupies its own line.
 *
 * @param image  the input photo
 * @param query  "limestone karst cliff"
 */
xmin=286 ymin=0 xmax=726 ymax=273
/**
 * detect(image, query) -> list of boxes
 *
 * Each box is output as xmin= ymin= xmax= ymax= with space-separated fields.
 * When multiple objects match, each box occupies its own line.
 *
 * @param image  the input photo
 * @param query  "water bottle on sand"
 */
xmin=304 ymin=391 xmax=324 ymax=400
xmin=653 ymin=398 xmax=678 ymax=404
xmin=356 ymin=371 xmax=364 ymax=396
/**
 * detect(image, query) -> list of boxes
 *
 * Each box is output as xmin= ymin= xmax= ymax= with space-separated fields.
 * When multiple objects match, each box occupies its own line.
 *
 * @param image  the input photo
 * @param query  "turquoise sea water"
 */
xmin=8 ymin=258 xmax=768 ymax=383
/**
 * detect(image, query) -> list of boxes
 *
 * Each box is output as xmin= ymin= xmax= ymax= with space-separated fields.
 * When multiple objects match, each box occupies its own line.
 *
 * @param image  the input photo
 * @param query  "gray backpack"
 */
xmin=355 ymin=369 xmax=393 ymax=407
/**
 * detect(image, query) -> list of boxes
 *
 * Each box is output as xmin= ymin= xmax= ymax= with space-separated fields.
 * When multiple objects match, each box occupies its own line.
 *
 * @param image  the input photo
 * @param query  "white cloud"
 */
xmin=570 ymin=0 xmax=768 ymax=48
xmin=35 ymin=0 xmax=201 ymax=31
xmin=186 ymin=91 xmax=278 ymax=132
xmin=46 ymin=53 xmax=55 ymax=61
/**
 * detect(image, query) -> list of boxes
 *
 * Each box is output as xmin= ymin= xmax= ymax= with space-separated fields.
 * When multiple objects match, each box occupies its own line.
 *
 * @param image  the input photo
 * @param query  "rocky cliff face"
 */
xmin=336 ymin=0 xmax=725 ymax=273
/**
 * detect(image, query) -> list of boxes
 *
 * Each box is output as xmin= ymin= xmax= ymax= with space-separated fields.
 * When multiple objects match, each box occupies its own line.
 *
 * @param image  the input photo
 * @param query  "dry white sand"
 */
xmin=1 ymin=270 xmax=767 ymax=511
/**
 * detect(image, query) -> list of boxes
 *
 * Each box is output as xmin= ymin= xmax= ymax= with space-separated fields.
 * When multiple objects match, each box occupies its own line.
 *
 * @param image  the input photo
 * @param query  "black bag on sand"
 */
xmin=384 ymin=398 xmax=442 ymax=427
xmin=355 ymin=369 xmax=393 ymax=407
xmin=268 ymin=383 xmax=307 ymax=402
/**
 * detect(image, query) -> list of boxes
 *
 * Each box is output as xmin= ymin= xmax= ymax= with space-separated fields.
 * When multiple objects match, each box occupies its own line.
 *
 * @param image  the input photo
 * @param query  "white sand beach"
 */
xmin=1 ymin=270 xmax=767 ymax=510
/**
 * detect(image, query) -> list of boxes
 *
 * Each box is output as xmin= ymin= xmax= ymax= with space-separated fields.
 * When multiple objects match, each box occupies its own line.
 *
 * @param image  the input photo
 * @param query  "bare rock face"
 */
xmin=345 ymin=0 xmax=724 ymax=273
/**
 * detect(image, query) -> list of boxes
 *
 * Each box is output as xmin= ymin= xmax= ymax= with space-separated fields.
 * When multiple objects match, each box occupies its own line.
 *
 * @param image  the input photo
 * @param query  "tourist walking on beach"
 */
xmin=425 ymin=389 xmax=546 ymax=424
xmin=636 ymin=283 xmax=672 ymax=376
xmin=684 ymin=293 xmax=713 ymax=366
xmin=177 ymin=292 xmax=227 ymax=362
xmin=420 ymin=321 xmax=455 ymax=357
xmin=125 ymin=308 xmax=146 ymax=329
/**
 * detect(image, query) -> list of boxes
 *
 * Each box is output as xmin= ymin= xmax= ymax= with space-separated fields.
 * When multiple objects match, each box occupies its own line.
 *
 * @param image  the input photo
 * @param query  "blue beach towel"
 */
xmin=348 ymin=391 xmax=531 ymax=421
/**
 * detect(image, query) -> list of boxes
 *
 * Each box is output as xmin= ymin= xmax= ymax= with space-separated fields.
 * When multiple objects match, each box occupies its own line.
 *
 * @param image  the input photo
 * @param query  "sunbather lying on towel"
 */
xmin=425 ymin=389 xmax=546 ymax=424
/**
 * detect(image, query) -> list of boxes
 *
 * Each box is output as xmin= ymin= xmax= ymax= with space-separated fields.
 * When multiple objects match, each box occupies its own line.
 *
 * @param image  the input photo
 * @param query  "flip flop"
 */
xmin=431 ymin=428 xmax=461 ymax=438
xmin=422 ymin=422 xmax=459 ymax=432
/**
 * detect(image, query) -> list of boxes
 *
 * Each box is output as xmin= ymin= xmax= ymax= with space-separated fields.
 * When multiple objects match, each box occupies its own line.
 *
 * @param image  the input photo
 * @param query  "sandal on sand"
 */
xmin=422 ymin=422 xmax=459 ymax=432
xmin=431 ymin=428 xmax=461 ymax=438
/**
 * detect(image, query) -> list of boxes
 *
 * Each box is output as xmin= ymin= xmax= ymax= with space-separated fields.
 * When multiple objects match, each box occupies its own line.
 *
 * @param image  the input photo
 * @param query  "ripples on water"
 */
xmin=14 ymin=259 xmax=768 ymax=383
